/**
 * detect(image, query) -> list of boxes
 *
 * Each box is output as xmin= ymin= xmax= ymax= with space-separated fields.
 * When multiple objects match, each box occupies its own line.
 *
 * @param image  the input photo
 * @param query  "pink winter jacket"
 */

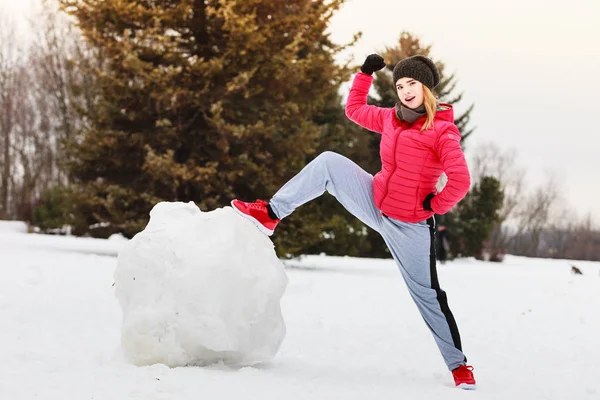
xmin=345 ymin=72 xmax=471 ymax=223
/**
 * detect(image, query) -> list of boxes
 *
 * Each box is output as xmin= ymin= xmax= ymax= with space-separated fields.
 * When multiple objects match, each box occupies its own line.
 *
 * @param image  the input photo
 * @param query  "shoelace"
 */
xmin=455 ymin=365 xmax=474 ymax=377
xmin=246 ymin=199 xmax=267 ymax=210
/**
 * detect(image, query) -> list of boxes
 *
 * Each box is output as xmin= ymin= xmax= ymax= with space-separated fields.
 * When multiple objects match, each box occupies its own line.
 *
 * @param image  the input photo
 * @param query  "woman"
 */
xmin=231 ymin=54 xmax=476 ymax=389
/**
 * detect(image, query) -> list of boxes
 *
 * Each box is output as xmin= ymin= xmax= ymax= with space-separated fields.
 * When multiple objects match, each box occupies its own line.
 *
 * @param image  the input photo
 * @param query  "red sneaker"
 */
xmin=231 ymin=199 xmax=280 ymax=236
xmin=452 ymin=365 xmax=476 ymax=390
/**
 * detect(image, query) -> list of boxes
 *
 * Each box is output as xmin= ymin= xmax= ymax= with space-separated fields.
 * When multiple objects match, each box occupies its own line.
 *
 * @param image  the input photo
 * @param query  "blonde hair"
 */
xmin=421 ymin=86 xmax=437 ymax=132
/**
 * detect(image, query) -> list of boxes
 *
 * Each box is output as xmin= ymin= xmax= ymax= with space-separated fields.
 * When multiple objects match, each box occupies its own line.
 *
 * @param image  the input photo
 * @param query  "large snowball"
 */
xmin=114 ymin=202 xmax=288 ymax=367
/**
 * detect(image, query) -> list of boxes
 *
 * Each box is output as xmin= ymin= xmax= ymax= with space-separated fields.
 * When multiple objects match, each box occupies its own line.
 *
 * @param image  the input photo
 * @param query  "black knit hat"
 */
xmin=392 ymin=55 xmax=440 ymax=89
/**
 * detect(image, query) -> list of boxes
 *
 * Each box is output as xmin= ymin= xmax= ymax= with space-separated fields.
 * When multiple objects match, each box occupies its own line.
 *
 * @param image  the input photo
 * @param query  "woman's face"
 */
xmin=395 ymin=77 xmax=424 ymax=109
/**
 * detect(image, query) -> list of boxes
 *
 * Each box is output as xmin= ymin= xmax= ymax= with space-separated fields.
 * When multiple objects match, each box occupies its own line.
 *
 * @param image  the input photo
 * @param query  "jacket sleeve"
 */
xmin=430 ymin=124 xmax=471 ymax=214
xmin=344 ymin=72 xmax=388 ymax=134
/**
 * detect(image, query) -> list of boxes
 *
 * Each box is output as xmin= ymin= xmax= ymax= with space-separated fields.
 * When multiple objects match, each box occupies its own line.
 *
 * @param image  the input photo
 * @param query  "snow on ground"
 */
xmin=0 ymin=220 xmax=28 ymax=233
xmin=0 ymin=230 xmax=125 ymax=256
xmin=1 ymin=224 xmax=599 ymax=400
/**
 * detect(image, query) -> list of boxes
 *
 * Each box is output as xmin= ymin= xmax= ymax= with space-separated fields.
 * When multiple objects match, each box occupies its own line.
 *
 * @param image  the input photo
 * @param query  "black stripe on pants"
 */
xmin=426 ymin=217 xmax=467 ymax=362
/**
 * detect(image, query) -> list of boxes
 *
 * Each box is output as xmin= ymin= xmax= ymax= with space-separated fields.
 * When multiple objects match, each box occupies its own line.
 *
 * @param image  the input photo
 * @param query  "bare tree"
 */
xmin=471 ymin=142 xmax=525 ymax=221
xmin=10 ymin=63 xmax=55 ymax=221
xmin=565 ymin=214 xmax=599 ymax=261
xmin=508 ymin=177 xmax=560 ymax=256
xmin=468 ymin=143 xmax=576 ymax=258
xmin=0 ymin=2 xmax=91 ymax=222
xmin=0 ymin=16 xmax=20 ymax=219
xmin=470 ymin=142 xmax=526 ymax=252
xmin=29 ymin=1 xmax=85 ymax=186
xmin=542 ymin=204 xmax=578 ymax=258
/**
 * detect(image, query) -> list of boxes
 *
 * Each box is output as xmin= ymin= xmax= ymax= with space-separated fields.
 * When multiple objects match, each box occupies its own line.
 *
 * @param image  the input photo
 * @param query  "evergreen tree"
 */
xmin=58 ymin=0 xmax=363 ymax=254
xmin=449 ymin=176 xmax=504 ymax=258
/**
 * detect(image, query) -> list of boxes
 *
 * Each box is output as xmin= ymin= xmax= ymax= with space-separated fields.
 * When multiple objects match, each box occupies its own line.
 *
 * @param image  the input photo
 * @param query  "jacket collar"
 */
xmin=435 ymin=103 xmax=455 ymax=123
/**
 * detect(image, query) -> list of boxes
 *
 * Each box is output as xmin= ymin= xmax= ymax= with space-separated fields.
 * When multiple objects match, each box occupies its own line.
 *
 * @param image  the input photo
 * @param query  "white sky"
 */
xmin=2 ymin=0 xmax=600 ymax=220
xmin=329 ymin=0 xmax=600 ymax=220
xmin=0 ymin=0 xmax=33 ymax=29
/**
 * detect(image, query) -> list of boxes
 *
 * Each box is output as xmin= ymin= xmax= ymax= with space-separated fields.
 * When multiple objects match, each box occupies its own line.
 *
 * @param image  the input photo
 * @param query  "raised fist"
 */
xmin=360 ymin=54 xmax=386 ymax=75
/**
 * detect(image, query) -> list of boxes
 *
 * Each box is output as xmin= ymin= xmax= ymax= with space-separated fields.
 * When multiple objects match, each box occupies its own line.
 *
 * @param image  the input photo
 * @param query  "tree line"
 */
xmin=0 ymin=1 xmax=595 ymax=261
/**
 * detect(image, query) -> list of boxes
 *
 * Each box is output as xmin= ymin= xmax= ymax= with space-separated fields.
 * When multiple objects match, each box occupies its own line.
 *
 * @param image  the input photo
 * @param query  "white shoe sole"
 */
xmin=457 ymin=383 xmax=477 ymax=390
xmin=230 ymin=201 xmax=274 ymax=236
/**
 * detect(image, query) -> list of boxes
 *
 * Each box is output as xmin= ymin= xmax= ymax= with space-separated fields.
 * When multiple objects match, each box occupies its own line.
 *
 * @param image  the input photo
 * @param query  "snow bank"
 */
xmin=0 ymin=220 xmax=28 ymax=233
xmin=114 ymin=202 xmax=288 ymax=367
xmin=0 ymin=231 xmax=124 ymax=256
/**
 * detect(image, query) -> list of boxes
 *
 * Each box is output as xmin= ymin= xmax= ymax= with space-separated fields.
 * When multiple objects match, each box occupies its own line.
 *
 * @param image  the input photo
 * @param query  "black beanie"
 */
xmin=392 ymin=55 xmax=440 ymax=89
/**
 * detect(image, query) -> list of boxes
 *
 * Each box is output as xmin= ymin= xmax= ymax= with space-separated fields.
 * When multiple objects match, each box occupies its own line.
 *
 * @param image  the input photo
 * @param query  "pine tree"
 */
xmin=58 ymin=0 xmax=360 ymax=252
xmin=449 ymin=176 xmax=504 ymax=258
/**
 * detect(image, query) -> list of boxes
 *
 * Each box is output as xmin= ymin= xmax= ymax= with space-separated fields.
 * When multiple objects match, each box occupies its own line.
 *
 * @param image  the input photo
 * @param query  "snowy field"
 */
xmin=1 ymin=225 xmax=599 ymax=400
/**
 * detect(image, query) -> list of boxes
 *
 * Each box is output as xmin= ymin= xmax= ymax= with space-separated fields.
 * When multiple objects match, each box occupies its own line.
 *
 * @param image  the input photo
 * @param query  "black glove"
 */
xmin=423 ymin=193 xmax=435 ymax=212
xmin=360 ymin=54 xmax=386 ymax=75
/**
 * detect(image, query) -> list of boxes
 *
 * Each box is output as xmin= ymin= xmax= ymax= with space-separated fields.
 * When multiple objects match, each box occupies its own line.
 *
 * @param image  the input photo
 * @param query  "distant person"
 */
xmin=231 ymin=55 xmax=475 ymax=389
xmin=436 ymin=224 xmax=451 ymax=264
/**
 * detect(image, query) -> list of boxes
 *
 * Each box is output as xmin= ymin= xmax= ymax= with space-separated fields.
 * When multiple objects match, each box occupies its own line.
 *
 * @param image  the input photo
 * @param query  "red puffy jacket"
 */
xmin=345 ymin=72 xmax=471 ymax=223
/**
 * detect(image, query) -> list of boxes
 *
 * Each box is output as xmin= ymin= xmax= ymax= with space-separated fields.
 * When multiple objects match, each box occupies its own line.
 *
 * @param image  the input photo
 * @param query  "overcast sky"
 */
xmin=328 ymin=0 xmax=600 ymax=220
xmin=2 ymin=0 xmax=600 ymax=220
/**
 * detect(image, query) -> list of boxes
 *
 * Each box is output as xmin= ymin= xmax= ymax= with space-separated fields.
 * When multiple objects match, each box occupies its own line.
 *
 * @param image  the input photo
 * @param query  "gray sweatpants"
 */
xmin=269 ymin=151 xmax=467 ymax=371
